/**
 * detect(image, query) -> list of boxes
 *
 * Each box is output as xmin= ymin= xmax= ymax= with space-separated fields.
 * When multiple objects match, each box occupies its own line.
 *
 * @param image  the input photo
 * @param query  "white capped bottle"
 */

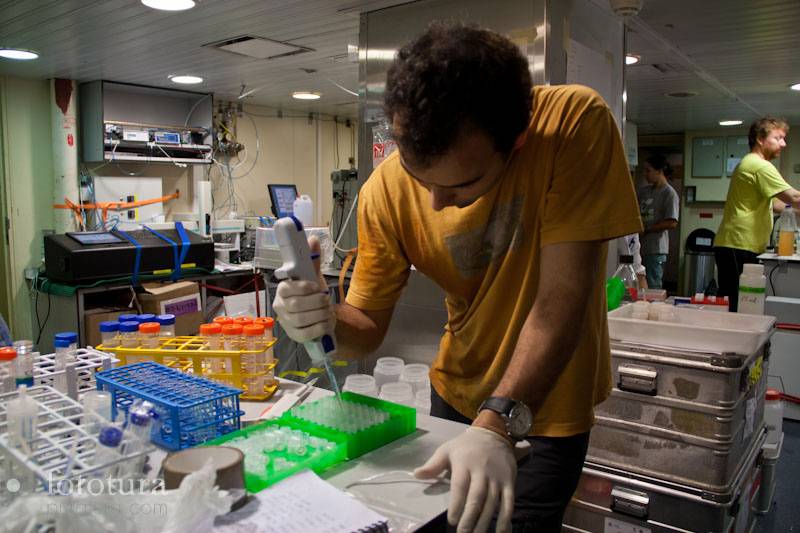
xmin=738 ymin=263 xmax=766 ymax=314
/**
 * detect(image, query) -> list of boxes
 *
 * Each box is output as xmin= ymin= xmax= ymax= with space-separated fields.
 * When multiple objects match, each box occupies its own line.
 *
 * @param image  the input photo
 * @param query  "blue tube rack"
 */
xmin=96 ymin=362 xmax=244 ymax=451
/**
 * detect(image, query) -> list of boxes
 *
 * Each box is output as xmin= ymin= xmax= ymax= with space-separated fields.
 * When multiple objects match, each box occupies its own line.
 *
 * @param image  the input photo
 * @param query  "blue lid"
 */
xmin=99 ymin=321 xmax=119 ymax=333
xmin=54 ymin=332 xmax=78 ymax=344
xmin=137 ymin=314 xmax=156 ymax=323
xmin=130 ymin=409 xmax=152 ymax=427
xmin=156 ymin=314 xmax=176 ymax=326
xmin=119 ymin=321 xmax=140 ymax=333
xmin=54 ymin=338 xmax=71 ymax=348
xmin=98 ymin=426 xmax=123 ymax=447
xmin=118 ymin=314 xmax=138 ymax=323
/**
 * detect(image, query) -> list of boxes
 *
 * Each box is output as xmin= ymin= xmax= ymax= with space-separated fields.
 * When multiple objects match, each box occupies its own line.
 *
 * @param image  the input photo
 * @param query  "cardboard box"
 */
xmin=138 ymin=281 xmax=203 ymax=336
xmin=85 ymin=308 xmax=128 ymax=348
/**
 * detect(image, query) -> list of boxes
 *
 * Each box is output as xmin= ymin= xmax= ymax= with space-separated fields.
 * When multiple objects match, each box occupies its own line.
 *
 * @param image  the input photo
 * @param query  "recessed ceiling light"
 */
xmin=141 ymin=0 xmax=195 ymax=11
xmin=719 ymin=120 xmax=743 ymax=126
xmin=790 ymin=83 xmax=800 ymax=91
xmin=292 ymin=91 xmax=321 ymax=100
xmin=0 ymin=48 xmax=39 ymax=60
xmin=625 ymin=54 xmax=640 ymax=66
xmin=169 ymin=75 xmax=203 ymax=84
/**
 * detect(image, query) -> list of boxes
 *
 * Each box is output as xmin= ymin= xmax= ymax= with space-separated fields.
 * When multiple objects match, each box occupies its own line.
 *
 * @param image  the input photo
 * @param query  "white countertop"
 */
xmin=758 ymin=252 xmax=800 ymax=262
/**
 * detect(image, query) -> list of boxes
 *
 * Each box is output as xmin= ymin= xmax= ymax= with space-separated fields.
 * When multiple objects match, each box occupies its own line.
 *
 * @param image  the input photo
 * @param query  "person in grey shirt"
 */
xmin=638 ymin=154 xmax=679 ymax=289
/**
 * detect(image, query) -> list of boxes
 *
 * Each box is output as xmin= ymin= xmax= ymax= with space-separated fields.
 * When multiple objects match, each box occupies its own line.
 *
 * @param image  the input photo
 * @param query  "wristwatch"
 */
xmin=478 ymin=397 xmax=533 ymax=441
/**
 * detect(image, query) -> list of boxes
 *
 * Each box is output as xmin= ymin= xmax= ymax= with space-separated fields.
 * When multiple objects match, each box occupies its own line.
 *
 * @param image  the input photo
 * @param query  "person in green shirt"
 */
xmin=714 ymin=117 xmax=800 ymax=310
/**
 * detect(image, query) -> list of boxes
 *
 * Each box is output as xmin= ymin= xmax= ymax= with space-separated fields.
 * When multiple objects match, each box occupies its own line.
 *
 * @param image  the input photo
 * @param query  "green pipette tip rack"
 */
xmin=204 ymin=391 xmax=416 ymax=492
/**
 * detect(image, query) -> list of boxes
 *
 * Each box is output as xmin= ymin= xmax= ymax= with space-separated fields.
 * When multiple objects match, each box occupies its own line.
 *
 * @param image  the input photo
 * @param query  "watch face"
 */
xmin=508 ymin=402 xmax=533 ymax=439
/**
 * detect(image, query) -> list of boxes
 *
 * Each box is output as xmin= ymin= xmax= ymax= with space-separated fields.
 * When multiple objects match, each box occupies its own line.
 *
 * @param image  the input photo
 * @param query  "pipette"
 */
xmin=274 ymin=216 xmax=341 ymax=396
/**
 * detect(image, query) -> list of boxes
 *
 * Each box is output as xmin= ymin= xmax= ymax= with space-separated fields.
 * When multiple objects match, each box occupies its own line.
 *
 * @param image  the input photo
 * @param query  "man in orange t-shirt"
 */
xmin=274 ymin=23 xmax=642 ymax=533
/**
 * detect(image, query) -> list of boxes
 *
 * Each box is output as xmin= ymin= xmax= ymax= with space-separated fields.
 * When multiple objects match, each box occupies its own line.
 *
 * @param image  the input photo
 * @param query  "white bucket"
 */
xmin=293 ymin=194 xmax=314 ymax=227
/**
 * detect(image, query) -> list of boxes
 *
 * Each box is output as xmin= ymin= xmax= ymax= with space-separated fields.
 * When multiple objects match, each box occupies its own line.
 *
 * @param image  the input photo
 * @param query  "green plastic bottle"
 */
xmin=606 ymin=277 xmax=625 ymax=311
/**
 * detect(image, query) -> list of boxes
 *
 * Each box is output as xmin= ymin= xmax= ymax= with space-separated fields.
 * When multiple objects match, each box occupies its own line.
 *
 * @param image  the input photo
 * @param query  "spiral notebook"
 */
xmin=215 ymin=469 xmax=389 ymax=533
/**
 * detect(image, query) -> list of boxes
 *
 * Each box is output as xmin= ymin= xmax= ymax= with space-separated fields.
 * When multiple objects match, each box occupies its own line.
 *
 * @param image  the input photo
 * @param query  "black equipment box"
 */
xmin=44 ymin=229 xmax=214 ymax=283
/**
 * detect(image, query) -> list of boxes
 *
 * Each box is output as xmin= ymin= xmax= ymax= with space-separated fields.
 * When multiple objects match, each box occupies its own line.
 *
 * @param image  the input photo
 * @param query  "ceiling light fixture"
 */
xmin=169 ymin=75 xmax=203 ymax=84
xmin=625 ymin=54 xmax=640 ymax=66
xmin=292 ymin=91 xmax=321 ymax=100
xmin=141 ymin=0 xmax=195 ymax=11
xmin=0 ymin=48 xmax=39 ymax=60
xmin=719 ymin=120 xmax=743 ymax=126
xmin=790 ymin=83 xmax=800 ymax=92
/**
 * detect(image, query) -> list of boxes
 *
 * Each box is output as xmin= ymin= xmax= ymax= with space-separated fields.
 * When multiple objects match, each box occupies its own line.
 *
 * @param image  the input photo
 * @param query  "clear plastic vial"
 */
xmin=94 ymin=425 xmax=123 ymax=477
xmin=156 ymin=314 xmax=176 ymax=336
xmin=138 ymin=322 xmax=161 ymax=349
xmin=256 ymin=317 xmax=276 ymax=382
xmin=118 ymin=313 xmax=138 ymax=324
xmin=53 ymin=338 xmax=72 ymax=393
xmin=343 ymin=374 xmax=379 ymax=397
xmin=379 ymin=381 xmax=414 ymax=407
xmin=54 ymin=331 xmax=79 ymax=351
xmin=222 ymin=324 xmax=243 ymax=351
xmin=243 ymin=324 xmax=266 ymax=394
xmin=200 ymin=323 xmax=223 ymax=350
xmin=373 ymin=357 xmax=405 ymax=389
xmin=738 ymin=263 xmax=766 ymax=315
xmin=213 ymin=316 xmax=234 ymax=327
xmin=764 ymin=389 xmax=784 ymax=447
xmin=233 ymin=316 xmax=254 ymax=327
xmin=11 ymin=341 xmax=34 ymax=387
xmin=119 ymin=321 xmax=141 ymax=348
xmin=136 ymin=314 xmax=156 ymax=324
xmin=0 ymin=347 xmax=17 ymax=392
xmin=7 ymin=385 xmax=38 ymax=449
xmin=99 ymin=321 xmax=120 ymax=346
xmin=399 ymin=363 xmax=431 ymax=396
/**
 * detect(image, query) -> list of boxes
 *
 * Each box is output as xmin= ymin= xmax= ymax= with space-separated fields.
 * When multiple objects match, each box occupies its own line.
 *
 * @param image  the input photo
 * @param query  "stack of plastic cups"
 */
xmin=138 ymin=322 xmax=161 ymax=349
xmin=0 ymin=347 xmax=16 ymax=393
xmin=373 ymin=356 xmax=404 ymax=390
xmin=342 ymin=374 xmax=379 ymax=397
xmin=379 ymin=381 xmax=414 ymax=407
xmin=11 ymin=340 xmax=34 ymax=387
xmin=243 ymin=324 xmax=266 ymax=395
xmin=222 ymin=324 xmax=243 ymax=374
xmin=156 ymin=314 xmax=176 ymax=337
xmin=99 ymin=321 xmax=120 ymax=347
xmin=53 ymin=338 xmax=71 ymax=393
xmin=118 ymin=313 xmax=138 ymax=324
xmin=136 ymin=314 xmax=156 ymax=324
xmin=256 ymin=317 xmax=275 ymax=383
xmin=119 ymin=321 xmax=140 ymax=349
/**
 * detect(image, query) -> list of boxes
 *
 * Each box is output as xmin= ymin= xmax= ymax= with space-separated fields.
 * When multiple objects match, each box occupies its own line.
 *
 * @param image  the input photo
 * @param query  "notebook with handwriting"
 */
xmin=215 ymin=469 xmax=389 ymax=533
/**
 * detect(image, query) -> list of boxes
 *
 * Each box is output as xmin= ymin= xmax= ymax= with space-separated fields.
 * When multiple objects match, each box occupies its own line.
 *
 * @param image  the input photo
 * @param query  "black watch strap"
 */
xmin=479 ymin=396 xmax=516 ymax=417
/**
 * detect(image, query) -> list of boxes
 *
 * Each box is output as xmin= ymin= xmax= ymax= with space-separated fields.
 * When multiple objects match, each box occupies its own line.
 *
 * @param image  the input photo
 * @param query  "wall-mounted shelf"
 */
xmin=80 ymin=81 xmax=213 ymax=165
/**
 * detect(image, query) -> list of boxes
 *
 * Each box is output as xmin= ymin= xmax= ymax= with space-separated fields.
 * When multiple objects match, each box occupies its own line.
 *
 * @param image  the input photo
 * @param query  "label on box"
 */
xmin=160 ymin=294 xmax=201 ymax=316
xmin=604 ymin=517 xmax=651 ymax=533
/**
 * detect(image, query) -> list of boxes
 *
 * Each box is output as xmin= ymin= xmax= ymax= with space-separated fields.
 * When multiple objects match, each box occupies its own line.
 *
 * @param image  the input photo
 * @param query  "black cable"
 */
xmin=333 ymin=179 xmax=347 ymax=244
xmin=768 ymin=261 xmax=780 ymax=296
xmin=36 ymin=288 xmax=52 ymax=346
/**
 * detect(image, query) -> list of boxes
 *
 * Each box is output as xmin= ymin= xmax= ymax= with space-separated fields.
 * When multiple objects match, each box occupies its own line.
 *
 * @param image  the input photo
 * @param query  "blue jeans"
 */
xmin=643 ymin=254 xmax=667 ymax=289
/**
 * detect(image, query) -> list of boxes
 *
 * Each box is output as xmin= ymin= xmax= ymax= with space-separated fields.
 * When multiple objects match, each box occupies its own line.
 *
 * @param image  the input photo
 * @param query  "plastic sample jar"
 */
xmin=200 ymin=323 xmax=223 ymax=350
xmin=243 ymin=324 xmax=266 ymax=394
xmin=343 ymin=374 xmax=379 ymax=397
xmin=81 ymin=390 xmax=112 ymax=434
xmin=399 ymin=363 xmax=431 ymax=396
xmin=213 ymin=316 xmax=234 ymax=326
xmin=222 ymin=323 xmax=243 ymax=350
xmin=136 ymin=314 xmax=156 ymax=324
xmin=138 ymin=322 xmax=161 ymax=349
xmin=764 ymin=389 xmax=784 ymax=447
xmin=379 ymin=381 xmax=414 ymax=406
xmin=54 ymin=331 xmax=78 ymax=350
xmin=373 ymin=357 xmax=405 ymax=389
xmin=0 ymin=347 xmax=17 ymax=390
xmin=156 ymin=314 xmax=176 ymax=336
xmin=118 ymin=314 xmax=138 ymax=324
xmin=414 ymin=389 xmax=431 ymax=415
xmin=119 ymin=321 xmax=141 ymax=348
xmin=233 ymin=316 xmax=254 ymax=327
xmin=99 ymin=321 xmax=120 ymax=346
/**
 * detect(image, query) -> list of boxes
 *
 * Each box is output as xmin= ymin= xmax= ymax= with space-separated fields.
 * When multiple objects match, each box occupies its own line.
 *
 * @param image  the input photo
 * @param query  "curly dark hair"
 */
xmin=645 ymin=154 xmax=673 ymax=178
xmin=384 ymin=22 xmax=533 ymax=168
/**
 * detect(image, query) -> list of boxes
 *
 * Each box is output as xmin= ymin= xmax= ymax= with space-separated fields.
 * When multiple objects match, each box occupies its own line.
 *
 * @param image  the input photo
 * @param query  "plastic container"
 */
xmin=764 ymin=388 xmax=784 ymax=448
xmin=6 ymin=385 xmax=38 ymax=449
xmin=138 ymin=322 xmax=161 ymax=349
xmin=738 ymin=263 xmax=766 ymax=315
xmin=233 ymin=316 xmax=254 ymax=327
xmin=414 ymin=389 xmax=431 ymax=415
xmin=613 ymin=255 xmax=639 ymax=301
xmin=156 ymin=314 xmax=176 ymax=337
xmin=54 ymin=332 xmax=78 ymax=350
xmin=223 ymin=323 xmax=244 ymax=351
xmin=94 ymin=425 xmax=123 ymax=477
xmin=606 ymin=277 xmax=625 ymax=311
xmin=136 ymin=314 xmax=156 ymax=324
xmin=213 ymin=316 xmax=234 ymax=326
xmin=399 ymin=363 xmax=431 ymax=396
xmin=11 ymin=341 xmax=34 ymax=387
xmin=81 ymin=390 xmax=112 ymax=434
xmin=256 ymin=317 xmax=276 ymax=380
xmin=0 ymin=347 xmax=17 ymax=391
xmin=242 ymin=324 xmax=266 ymax=394
xmin=119 ymin=321 xmax=140 ymax=349
xmin=204 ymin=419 xmax=347 ymax=492
xmin=293 ymin=194 xmax=314 ymax=227
xmin=200 ymin=323 xmax=223 ymax=350
xmin=379 ymin=381 xmax=415 ymax=406
xmin=118 ymin=313 xmax=139 ymax=324
xmin=96 ymin=361 xmax=244 ymax=451
xmin=99 ymin=321 xmax=120 ymax=346
xmin=281 ymin=391 xmax=416 ymax=459
xmin=343 ymin=374 xmax=379 ymax=397
xmin=776 ymin=205 xmax=797 ymax=256
xmin=53 ymin=338 xmax=72 ymax=393
xmin=373 ymin=356 xmax=404 ymax=389
xmin=124 ymin=401 xmax=153 ymax=477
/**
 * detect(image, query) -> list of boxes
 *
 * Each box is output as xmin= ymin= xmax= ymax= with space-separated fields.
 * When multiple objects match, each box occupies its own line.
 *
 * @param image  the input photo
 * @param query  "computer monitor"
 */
xmin=268 ymin=184 xmax=299 ymax=218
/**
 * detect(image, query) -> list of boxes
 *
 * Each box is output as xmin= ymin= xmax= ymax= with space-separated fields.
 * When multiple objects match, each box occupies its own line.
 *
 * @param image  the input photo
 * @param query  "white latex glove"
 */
xmin=414 ymin=426 xmax=516 ymax=533
xmin=273 ymin=237 xmax=336 ymax=347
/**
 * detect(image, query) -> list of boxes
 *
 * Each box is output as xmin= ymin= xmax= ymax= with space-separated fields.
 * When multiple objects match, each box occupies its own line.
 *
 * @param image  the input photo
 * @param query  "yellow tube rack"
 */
xmin=97 ymin=336 xmax=279 ymax=401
